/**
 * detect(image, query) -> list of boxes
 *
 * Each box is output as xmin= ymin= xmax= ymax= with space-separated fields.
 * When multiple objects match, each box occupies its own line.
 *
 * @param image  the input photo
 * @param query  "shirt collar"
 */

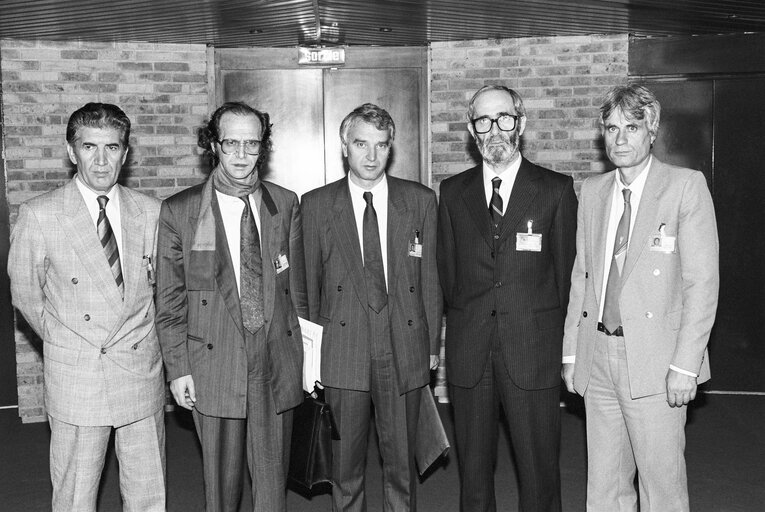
xmin=483 ymin=154 xmax=522 ymax=183
xmin=347 ymin=173 xmax=388 ymax=198
xmin=75 ymin=173 xmax=118 ymax=204
xmin=615 ymin=155 xmax=652 ymax=194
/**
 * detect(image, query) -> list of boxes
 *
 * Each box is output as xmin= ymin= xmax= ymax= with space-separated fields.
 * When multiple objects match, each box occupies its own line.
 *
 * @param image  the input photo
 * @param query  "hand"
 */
xmin=561 ymin=363 xmax=575 ymax=393
xmin=666 ymin=369 xmax=697 ymax=407
xmin=170 ymin=375 xmax=197 ymax=410
xmin=430 ymin=355 xmax=440 ymax=370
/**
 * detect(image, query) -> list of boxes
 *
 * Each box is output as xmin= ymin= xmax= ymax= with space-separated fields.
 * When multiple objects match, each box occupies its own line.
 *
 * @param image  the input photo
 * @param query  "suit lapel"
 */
xmin=386 ymin=178 xmax=409 ymax=291
xmin=460 ymin=167 xmax=494 ymax=251
xmin=259 ymin=184 xmax=280 ymax=328
xmin=591 ymin=173 xmax=616 ymax=308
xmin=622 ymin=163 xmax=664 ymax=284
xmin=210 ymin=192 xmax=244 ymax=337
xmin=58 ymin=179 xmax=124 ymax=308
xmin=330 ymin=179 xmax=368 ymax=308
xmin=498 ymin=159 xmax=539 ymax=243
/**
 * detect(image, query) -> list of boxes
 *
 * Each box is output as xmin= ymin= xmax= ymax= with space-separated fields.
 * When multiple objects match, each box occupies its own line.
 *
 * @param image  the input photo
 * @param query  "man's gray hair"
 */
xmin=600 ymin=84 xmax=661 ymax=135
xmin=339 ymin=103 xmax=395 ymax=144
xmin=467 ymin=85 xmax=527 ymax=120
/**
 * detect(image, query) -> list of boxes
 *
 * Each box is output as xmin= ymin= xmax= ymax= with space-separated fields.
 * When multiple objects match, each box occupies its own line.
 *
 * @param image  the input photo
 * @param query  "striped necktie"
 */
xmin=490 ymin=177 xmax=503 ymax=228
xmin=96 ymin=195 xmax=124 ymax=298
xmin=602 ymin=188 xmax=632 ymax=332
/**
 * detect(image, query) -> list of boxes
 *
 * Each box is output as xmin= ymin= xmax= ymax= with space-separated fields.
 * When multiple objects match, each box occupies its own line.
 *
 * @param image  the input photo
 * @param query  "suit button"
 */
xmin=653 ymin=269 xmax=661 ymax=276
xmin=407 ymin=320 xmax=413 ymax=326
xmin=207 ymin=343 xmax=213 ymax=350
xmin=494 ymin=281 xmax=502 ymax=288
xmin=493 ymin=234 xmax=500 ymax=240
xmin=287 ymin=330 xmax=292 ymax=336
xmin=645 ymin=312 xmax=653 ymax=319
xmin=583 ymin=311 xmax=588 ymax=317
xmin=337 ymin=285 xmax=343 ymax=292
xmin=340 ymin=321 xmax=346 ymax=327
xmin=285 ymin=288 xmax=290 ymax=295
xmin=491 ymin=310 xmax=496 ymax=316
xmin=409 ymin=286 xmax=415 ymax=293
xmin=71 ymin=277 xmax=78 ymax=284
xmin=100 ymin=347 xmax=106 ymax=354
xmin=585 ymin=272 xmax=588 ymax=278
xmin=84 ymin=314 xmax=91 ymax=321
xmin=491 ymin=251 xmax=495 ymax=259
xmin=201 ymin=299 xmax=208 ymax=306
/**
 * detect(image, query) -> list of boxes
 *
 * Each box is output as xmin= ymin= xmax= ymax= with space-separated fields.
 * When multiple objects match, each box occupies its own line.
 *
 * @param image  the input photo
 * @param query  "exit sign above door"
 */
xmin=298 ymin=47 xmax=346 ymax=66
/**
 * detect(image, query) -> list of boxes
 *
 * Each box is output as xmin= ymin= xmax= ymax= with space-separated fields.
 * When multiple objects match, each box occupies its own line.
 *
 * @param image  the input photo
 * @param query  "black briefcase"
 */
xmin=288 ymin=385 xmax=340 ymax=491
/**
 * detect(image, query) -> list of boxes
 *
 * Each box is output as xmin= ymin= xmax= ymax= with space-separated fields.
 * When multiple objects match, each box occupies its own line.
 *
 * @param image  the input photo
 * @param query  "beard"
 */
xmin=478 ymin=130 xmax=520 ymax=167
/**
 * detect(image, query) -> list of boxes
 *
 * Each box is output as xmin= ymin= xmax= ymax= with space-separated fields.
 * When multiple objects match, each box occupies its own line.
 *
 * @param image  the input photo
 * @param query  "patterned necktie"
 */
xmin=602 ymin=188 xmax=632 ymax=332
xmin=240 ymin=197 xmax=264 ymax=333
xmin=490 ymin=177 xmax=503 ymax=228
xmin=363 ymin=191 xmax=387 ymax=314
xmin=96 ymin=196 xmax=124 ymax=298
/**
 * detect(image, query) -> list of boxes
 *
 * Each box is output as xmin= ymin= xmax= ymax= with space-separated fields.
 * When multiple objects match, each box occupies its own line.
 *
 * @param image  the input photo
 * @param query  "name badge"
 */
xmin=516 ymin=220 xmax=542 ymax=252
xmin=408 ymin=230 xmax=423 ymax=258
xmin=649 ymin=223 xmax=676 ymax=253
xmin=274 ymin=253 xmax=290 ymax=273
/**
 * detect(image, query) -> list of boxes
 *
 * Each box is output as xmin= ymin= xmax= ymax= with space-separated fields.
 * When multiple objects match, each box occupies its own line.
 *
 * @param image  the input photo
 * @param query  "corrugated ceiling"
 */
xmin=0 ymin=0 xmax=763 ymax=48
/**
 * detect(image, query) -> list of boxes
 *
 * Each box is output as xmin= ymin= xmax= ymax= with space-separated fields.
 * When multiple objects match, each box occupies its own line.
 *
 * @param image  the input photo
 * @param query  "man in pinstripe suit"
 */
xmin=302 ymin=103 xmax=442 ymax=512
xmin=9 ymin=103 xmax=165 ymax=511
xmin=155 ymin=102 xmax=306 ymax=512
xmin=437 ymin=86 xmax=577 ymax=512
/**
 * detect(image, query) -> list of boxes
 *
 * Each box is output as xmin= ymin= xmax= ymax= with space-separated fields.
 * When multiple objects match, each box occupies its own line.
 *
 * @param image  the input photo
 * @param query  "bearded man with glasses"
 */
xmin=437 ymin=85 xmax=578 ymax=512
xmin=155 ymin=102 xmax=307 ymax=512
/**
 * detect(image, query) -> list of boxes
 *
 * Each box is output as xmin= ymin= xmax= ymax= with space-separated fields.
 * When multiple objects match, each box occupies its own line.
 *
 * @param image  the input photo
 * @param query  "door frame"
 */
xmin=210 ymin=46 xmax=430 ymax=186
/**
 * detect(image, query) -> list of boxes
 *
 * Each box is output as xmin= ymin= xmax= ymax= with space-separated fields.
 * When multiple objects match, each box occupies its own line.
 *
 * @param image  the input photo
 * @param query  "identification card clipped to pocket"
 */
xmin=408 ymin=230 xmax=423 ymax=258
xmin=516 ymin=220 xmax=542 ymax=252
xmin=649 ymin=223 xmax=676 ymax=253
xmin=274 ymin=253 xmax=290 ymax=274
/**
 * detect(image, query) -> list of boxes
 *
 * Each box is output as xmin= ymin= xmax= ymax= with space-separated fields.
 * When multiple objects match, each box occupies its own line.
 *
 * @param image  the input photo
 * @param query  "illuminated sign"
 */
xmin=298 ymin=47 xmax=345 ymax=66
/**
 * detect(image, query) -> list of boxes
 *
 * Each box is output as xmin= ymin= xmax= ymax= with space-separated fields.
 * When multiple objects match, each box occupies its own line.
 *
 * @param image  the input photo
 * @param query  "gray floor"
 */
xmin=1 ymin=394 xmax=763 ymax=511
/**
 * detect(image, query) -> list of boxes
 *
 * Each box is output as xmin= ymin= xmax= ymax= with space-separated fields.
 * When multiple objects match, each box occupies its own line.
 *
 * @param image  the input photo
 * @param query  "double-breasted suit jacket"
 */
xmin=301 ymin=175 xmax=442 ymax=394
xmin=9 ymin=178 xmax=164 ymax=427
xmin=563 ymin=158 xmax=719 ymax=398
xmin=438 ymin=159 xmax=578 ymax=390
xmin=155 ymin=178 xmax=307 ymax=416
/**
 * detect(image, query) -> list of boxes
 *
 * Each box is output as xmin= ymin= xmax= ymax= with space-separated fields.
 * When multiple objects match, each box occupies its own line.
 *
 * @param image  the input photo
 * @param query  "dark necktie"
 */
xmin=363 ymin=191 xmax=387 ymax=314
xmin=490 ymin=177 xmax=503 ymax=228
xmin=602 ymin=188 xmax=632 ymax=332
xmin=240 ymin=197 xmax=264 ymax=333
xmin=96 ymin=195 xmax=124 ymax=298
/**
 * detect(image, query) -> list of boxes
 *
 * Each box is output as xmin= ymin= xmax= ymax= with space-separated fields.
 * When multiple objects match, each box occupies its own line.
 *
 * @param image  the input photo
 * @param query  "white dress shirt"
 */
xmin=348 ymin=175 xmax=389 ymax=288
xmin=215 ymin=189 xmax=262 ymax=295
xmin=482 ymin=155 xmax=522 ymax=213
xmin=76 ymin=175 xmax=124 ymax=269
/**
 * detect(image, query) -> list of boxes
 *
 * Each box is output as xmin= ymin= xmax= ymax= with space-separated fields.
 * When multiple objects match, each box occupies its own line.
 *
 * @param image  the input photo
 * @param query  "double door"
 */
xmin=214 ymin=47 xmax=428 ymax=199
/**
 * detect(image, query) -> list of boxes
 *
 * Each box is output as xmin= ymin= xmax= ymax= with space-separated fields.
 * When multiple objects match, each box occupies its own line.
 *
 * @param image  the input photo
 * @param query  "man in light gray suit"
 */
xmin=301 ymin=103 xmax=442 ymax=512
xmin=9 ymin=103 xmax=165 ymax=512
xmin=562 ymin=84 xmax=719 ymax=511
xmin=155 ymin=102 xmax=306 ymax=512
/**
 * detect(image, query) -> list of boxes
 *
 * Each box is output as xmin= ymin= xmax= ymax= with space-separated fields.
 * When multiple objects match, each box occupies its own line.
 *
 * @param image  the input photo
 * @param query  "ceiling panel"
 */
xmin=0 ymin=0 xmax=762 ymax=48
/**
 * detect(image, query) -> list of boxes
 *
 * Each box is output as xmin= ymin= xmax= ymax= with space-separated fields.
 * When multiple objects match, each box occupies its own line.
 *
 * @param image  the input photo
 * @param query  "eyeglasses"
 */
xmin=471 ymin=114 xmax=520 ymax=134
xmin=217 ymin=139 xmax=261 ymax=155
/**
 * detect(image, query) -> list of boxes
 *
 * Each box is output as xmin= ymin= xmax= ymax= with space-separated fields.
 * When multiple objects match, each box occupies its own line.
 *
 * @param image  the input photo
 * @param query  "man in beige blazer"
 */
xmin=8 ymin=103 xmax=165 ymax=511
xmin=562 ymin=84 xmax=719 ymax=511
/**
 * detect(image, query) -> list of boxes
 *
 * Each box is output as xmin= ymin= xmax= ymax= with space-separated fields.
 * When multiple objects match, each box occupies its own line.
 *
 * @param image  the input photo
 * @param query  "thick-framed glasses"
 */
xmin=217 ymin=139 xmax=261 ymax=155
xmin=471 ymin=114 xmax=520 ymax=134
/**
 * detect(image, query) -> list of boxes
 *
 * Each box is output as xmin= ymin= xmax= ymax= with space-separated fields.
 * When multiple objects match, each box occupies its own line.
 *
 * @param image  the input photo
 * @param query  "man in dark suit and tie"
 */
xmin=9 ymin=102 xmax=165 ymax=511
xmin=155 ymin=102 xmax=307 ymax=512
xmin=562 ymin=84 xmax=719 ymax=511
xmin=437 ymin=85 xmax=577 ymax=512
xmin=301 ymin=103 xmax=442 ymax=512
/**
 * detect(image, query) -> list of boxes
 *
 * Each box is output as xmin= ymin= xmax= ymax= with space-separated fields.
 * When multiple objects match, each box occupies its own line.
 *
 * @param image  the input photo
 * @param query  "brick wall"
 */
xmin=430 ymin=34 xmax=628 ymax=192
xmin=1 ymin=39 xmax=210 ymax=422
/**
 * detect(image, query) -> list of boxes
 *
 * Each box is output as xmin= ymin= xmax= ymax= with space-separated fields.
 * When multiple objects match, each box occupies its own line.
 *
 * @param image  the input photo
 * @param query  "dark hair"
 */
xmin=66 ymin=103 xmax=130 ymax=147
xmin=339 ymin=103 xmax=395 ymax=144
xmin=467 ymin=85 xmax=527 ymax=120
xmin=600 ymin=84 xmax=661 ymax=135
xmin=198 ymin=102 xmax=273 ymax=168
